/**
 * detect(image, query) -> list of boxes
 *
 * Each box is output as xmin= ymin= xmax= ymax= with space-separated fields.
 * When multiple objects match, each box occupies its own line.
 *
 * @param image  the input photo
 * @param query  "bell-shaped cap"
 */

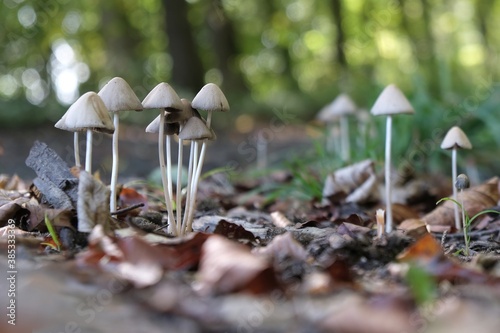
xmin=441 ymin=126 xmax=472 ymax=150
xmin=370 ymin=84 xmax=414 ymax=116
xmin=60 ymin=92 xmax=115 ymax=134
xmin=142 ymin=82 xmax=183 ymax=111
xmin=178 ymin=116 xmax=213 ymax=141
xmin=317 ymin=93 xmax=357 ymax=122
xmin=145 ymin=112 xmax=180 ymax=135
xmin=191 ymin=83 xmax=229 ymax=112
xmin=98 ymin=77 xmax=143 ymax=112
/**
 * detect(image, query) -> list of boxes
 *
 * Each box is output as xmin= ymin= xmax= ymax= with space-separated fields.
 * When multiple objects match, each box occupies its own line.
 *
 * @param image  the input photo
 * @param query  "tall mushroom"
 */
xmin=370 ymin=84 xmax=414 ymax=233
xmin=178 ymin=116 xmax=213 ymax=235
xmin=440 ymin=126 xmax=472 ymax=230
xmin=55 ymin=92 xmax=115 ymax=173
xmin=98 ymin=77 xmax=143 ymax=212
xmin=191 ymin=83 xmax=229 ymax=197
xmin=142 ymin=82 xmax=183 ymax=235
xmin=316 ymin=94 xmax=357 ymax=161
xmin=55 ymin=111 xmax=81 ymax=168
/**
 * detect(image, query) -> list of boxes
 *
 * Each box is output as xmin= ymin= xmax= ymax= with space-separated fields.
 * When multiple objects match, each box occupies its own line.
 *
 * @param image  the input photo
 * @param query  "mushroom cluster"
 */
xmin=54 ymin=78 xmax=228 ymax=237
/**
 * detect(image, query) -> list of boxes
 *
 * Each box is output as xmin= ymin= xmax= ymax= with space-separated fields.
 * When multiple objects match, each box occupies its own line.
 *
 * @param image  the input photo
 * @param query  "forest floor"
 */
xmin=2 ymin=125 xmax=500 ymax=333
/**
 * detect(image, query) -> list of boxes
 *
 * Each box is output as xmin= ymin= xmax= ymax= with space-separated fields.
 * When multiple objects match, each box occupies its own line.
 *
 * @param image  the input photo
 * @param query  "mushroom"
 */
xmin=98 ymin=77 xmax=143 ymax=212
xmin=178 ymin=115 xmax=213 ymax=235
xmin=316 ymin=94 xmax=357 ymax=161
xmin=142 ymin=82 xmax=183 ymax=235
xmin=55 ymin=111 xmax=81 ymax=168
xmin=55 ymin=92 xmax=114 ymax=173
xmin=440 ymin=126 xmax=472 ymax=230
xmin=370 ymin=84 xmax=414 ymax=233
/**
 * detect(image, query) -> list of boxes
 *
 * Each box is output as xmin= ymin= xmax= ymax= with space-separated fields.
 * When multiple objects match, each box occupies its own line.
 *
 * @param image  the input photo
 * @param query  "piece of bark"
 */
xmin=25 ymin=141 xmax=79 ymax=208
xmin=32 ymin=177 xmax=74 ymax=210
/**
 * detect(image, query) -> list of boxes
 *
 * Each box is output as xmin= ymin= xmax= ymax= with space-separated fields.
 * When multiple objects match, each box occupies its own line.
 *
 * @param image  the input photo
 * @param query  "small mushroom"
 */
xmin=178 ymin=115 xmax=213 ymax=235
xmin=455 ymin=173 xmax=470 ymax=255
xmin=98 ymin=77 xmax=143 ymax=212
xmin=142 ymin=82 xmax=183 ymax=235
xmin=370 ymin=84 xmax=414 ymax=233
xmin=441 ymin=126 xmax=472 ymax=230
xmin=316 ymin=94 xmax=357 ymax=161
xmin=56 ymin=92 xmax=114 ymax=173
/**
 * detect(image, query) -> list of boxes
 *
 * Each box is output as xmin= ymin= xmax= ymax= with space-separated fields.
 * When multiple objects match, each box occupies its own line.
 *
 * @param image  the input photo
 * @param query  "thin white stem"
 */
xmin=85 ymin=129 xmax=93 ymax=173
xmin=166 ymin=135 xmax=173 ymax=199
xmin=187 ymin=140 xmax=207 ymax=232
xmin=110 ymin=113 xmax=120 ymax=212
xmin=460 ymin=189 xmax=468 ymax=255
xmin=452 ymin=148 xmax=460 ymax=230
xmin=340 ymin=116 xmax=350 ymax=162
xmin=74 ymin=132 xmax=81 ymax=168
xmin=182 ymin=141 xmax=196 ymax=233
xmin=257 ymin=136 xmax=268 ymax=169
xmin=385 ymin=116 xmax=393 ymax=233
xmin=184 ymin=141 xmax=200 ymax=230
xmin=206 ymin=111 xmax=213 ymax=129
xmin=176 ymin=137 xmax=184 ymax=235
xmin=158 ymin=112 xmax=176 ymax=235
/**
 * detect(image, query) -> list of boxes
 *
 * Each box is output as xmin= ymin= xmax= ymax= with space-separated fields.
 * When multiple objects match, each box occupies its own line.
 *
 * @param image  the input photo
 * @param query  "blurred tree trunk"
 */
xmin=163 ymin=0 xmax=205 ymax=91
xmin=475 ymin=0 xmax=496 ymax=77
xmin=206 ymin=0 xmax=248 ymax=93
xmin=330 ymin=0 xmax=348 ymax=79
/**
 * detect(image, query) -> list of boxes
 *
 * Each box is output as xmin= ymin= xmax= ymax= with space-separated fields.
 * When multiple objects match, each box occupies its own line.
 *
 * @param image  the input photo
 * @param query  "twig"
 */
xmin=110 ymin=203 xmax=145 ymax=215
xmin=432 ymin=226 xmax=500 ymax=239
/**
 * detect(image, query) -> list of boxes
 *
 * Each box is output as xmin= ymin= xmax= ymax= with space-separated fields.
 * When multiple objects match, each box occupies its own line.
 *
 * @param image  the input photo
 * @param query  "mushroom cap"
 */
xmin=191 ymin=83 xmax=229 ymax=112
xmin=317 ymin=93 xmax=357 ymax=122
xmin=98 ymin=77 xmax=143 ymax=113
xmin=166 ymin=99 xmax=197 ymax=124
xmin=142 ymin=82 xmax=183 ymax=111
xmin=61 ymin=92 xmax=115 ymax=134
xmin=145 ymin=112 xmax=180 ymax=135
xmin=370 ymin=84 xmax=414 ymax=116
xmin=178 ymin=116 xmax=213 ymax=140
xmin=440 ymin=126 xmax=472 ymax=150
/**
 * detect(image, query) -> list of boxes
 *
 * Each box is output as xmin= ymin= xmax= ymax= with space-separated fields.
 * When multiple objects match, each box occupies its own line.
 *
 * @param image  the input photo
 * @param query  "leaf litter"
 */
xmin=2 ymin=142 xmax=500 ymax=332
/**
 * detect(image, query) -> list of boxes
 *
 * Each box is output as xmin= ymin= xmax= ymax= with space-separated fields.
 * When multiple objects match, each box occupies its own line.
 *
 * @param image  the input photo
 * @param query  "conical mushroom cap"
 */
xmin=98 ymin=77 xmax=143 ymax=113
xmin=191 ymin=83 xmax=229 ymax=112
xmin=63 ymin=92 xmax=115 ymax=134
xmin=178 ymin=116 xmax=212 ymax=140
xmin=142 ymin=82 xmax=183 ymax=111
xmin=145 ymin=112 xmax=180 ymax=135
xmin=440 ymin=126 xmax=472 ymax=150
xmin=166 ymin=99 xmax=197 ymax=124
xmin=317 ymin=94 xmax=357 ymax=122
xmin=370 ymin=84 xmax=414 ymax=116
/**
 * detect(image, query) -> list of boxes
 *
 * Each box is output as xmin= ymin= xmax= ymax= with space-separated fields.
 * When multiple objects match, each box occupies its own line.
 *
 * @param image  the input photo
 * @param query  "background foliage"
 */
xmin=1 ymin=0 xmax=500 ymax=176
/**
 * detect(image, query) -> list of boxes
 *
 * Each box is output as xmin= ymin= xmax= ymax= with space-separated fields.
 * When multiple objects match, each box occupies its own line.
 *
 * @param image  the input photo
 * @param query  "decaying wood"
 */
xmin=25 ymin=141 xmax=79 ymax=209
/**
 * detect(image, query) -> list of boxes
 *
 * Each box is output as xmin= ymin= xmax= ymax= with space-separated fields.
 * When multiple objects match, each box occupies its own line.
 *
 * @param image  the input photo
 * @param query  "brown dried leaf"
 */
xmin=77 ymin=170 xmax=111 ymax=232
xmin=196 ymin=235 xmax=279 ymax=295
xmin=421 ymin=177 xmax=499 ymax=227
xmin=213 ymin=219 xmax=256 ymax=242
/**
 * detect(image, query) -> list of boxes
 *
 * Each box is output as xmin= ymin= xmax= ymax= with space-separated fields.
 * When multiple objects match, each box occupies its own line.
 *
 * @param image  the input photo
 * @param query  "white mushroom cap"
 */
xmin=441 ymin=126 xmax=472 ymax=150
xmin=178 ymin=116 xmax=213 ymax=140
xmin=145 ymin=111 xmax=165 ymax=133
xmin=98 ymin=77 xmax=143 ymax=113
xmin=142 ymin=82 xmax=183 ymax=111
xmin=317 ymin=93 xmax=357 ymax=122
xmin=145 ymin=112 xmax=180 ymax=135
xmin=191 ymin=83 xmax=229 ymax=112
xmin=370 ymin=84 xmax=414 ymax=116
xmin=61 ymin=92 xmax=115 ymax=134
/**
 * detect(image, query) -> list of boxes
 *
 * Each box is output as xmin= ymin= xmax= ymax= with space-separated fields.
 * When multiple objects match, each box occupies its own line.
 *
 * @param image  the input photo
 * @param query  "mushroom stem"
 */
xmin=158 ymin=111 xmax=177 ymax=235
xmin=184 ymin=141 xmax=200 ymax=232
xmin=384 ymin=115 xmax=393 ymax=233
xmin=187 ymin=140 xmax=207 ymax=232
xmin=459 ymin=188 xmax=467 ymax=255
xmin=85 ymin=129 xmax=93 ymax=173
xmin=452 ymin=148 xmax=460 ymax=230
xmin=166 ymin=135 xmax=173 ymax=199
xmin=74 ymin=132 xmax=81 ymax=168
xmin=340 ymin=115 xmax=350 ymax=162
xmin=257 ymin=135 xmax=268 ymax=169
xmin=110 ymin=113 xmax=120 ymax=212
xmin=176 ymin=135 xmax=184 ymax=235
xmin=181 ymin=141 xmax=196 ymax=234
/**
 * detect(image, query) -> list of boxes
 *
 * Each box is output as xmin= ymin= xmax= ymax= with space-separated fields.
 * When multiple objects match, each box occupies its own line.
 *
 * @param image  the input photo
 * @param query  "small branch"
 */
xmin=110 ymin=203 xmax=145 ymax=215
xmin=432 ymin=226 xmax=500 ymax=239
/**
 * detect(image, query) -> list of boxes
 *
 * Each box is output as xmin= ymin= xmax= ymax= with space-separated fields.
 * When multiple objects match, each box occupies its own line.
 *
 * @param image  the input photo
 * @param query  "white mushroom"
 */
xmin=370 ymin=84 xmax=414 ymax=233
xmin=98 ymin=77 xmax=143 ymax=212
xmin=441 ymin=126 xmax=472 ymax=230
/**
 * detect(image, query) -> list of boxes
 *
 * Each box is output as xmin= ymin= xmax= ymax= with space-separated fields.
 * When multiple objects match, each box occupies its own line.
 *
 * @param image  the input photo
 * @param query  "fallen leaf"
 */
xmin=253 ymin=232 xmax=308 ymax=262
xmin=77 ymin=171 xmax=111 ymax=232
xmin=397 ymin=233 xmax=443 ymax=261
xmin=118 ymin=187 xmax=148 ymax=215
xmin=213 ymin=219 xmax=256 ymax=242
xmin=195 ymin=235 xmax=279 ymax=295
